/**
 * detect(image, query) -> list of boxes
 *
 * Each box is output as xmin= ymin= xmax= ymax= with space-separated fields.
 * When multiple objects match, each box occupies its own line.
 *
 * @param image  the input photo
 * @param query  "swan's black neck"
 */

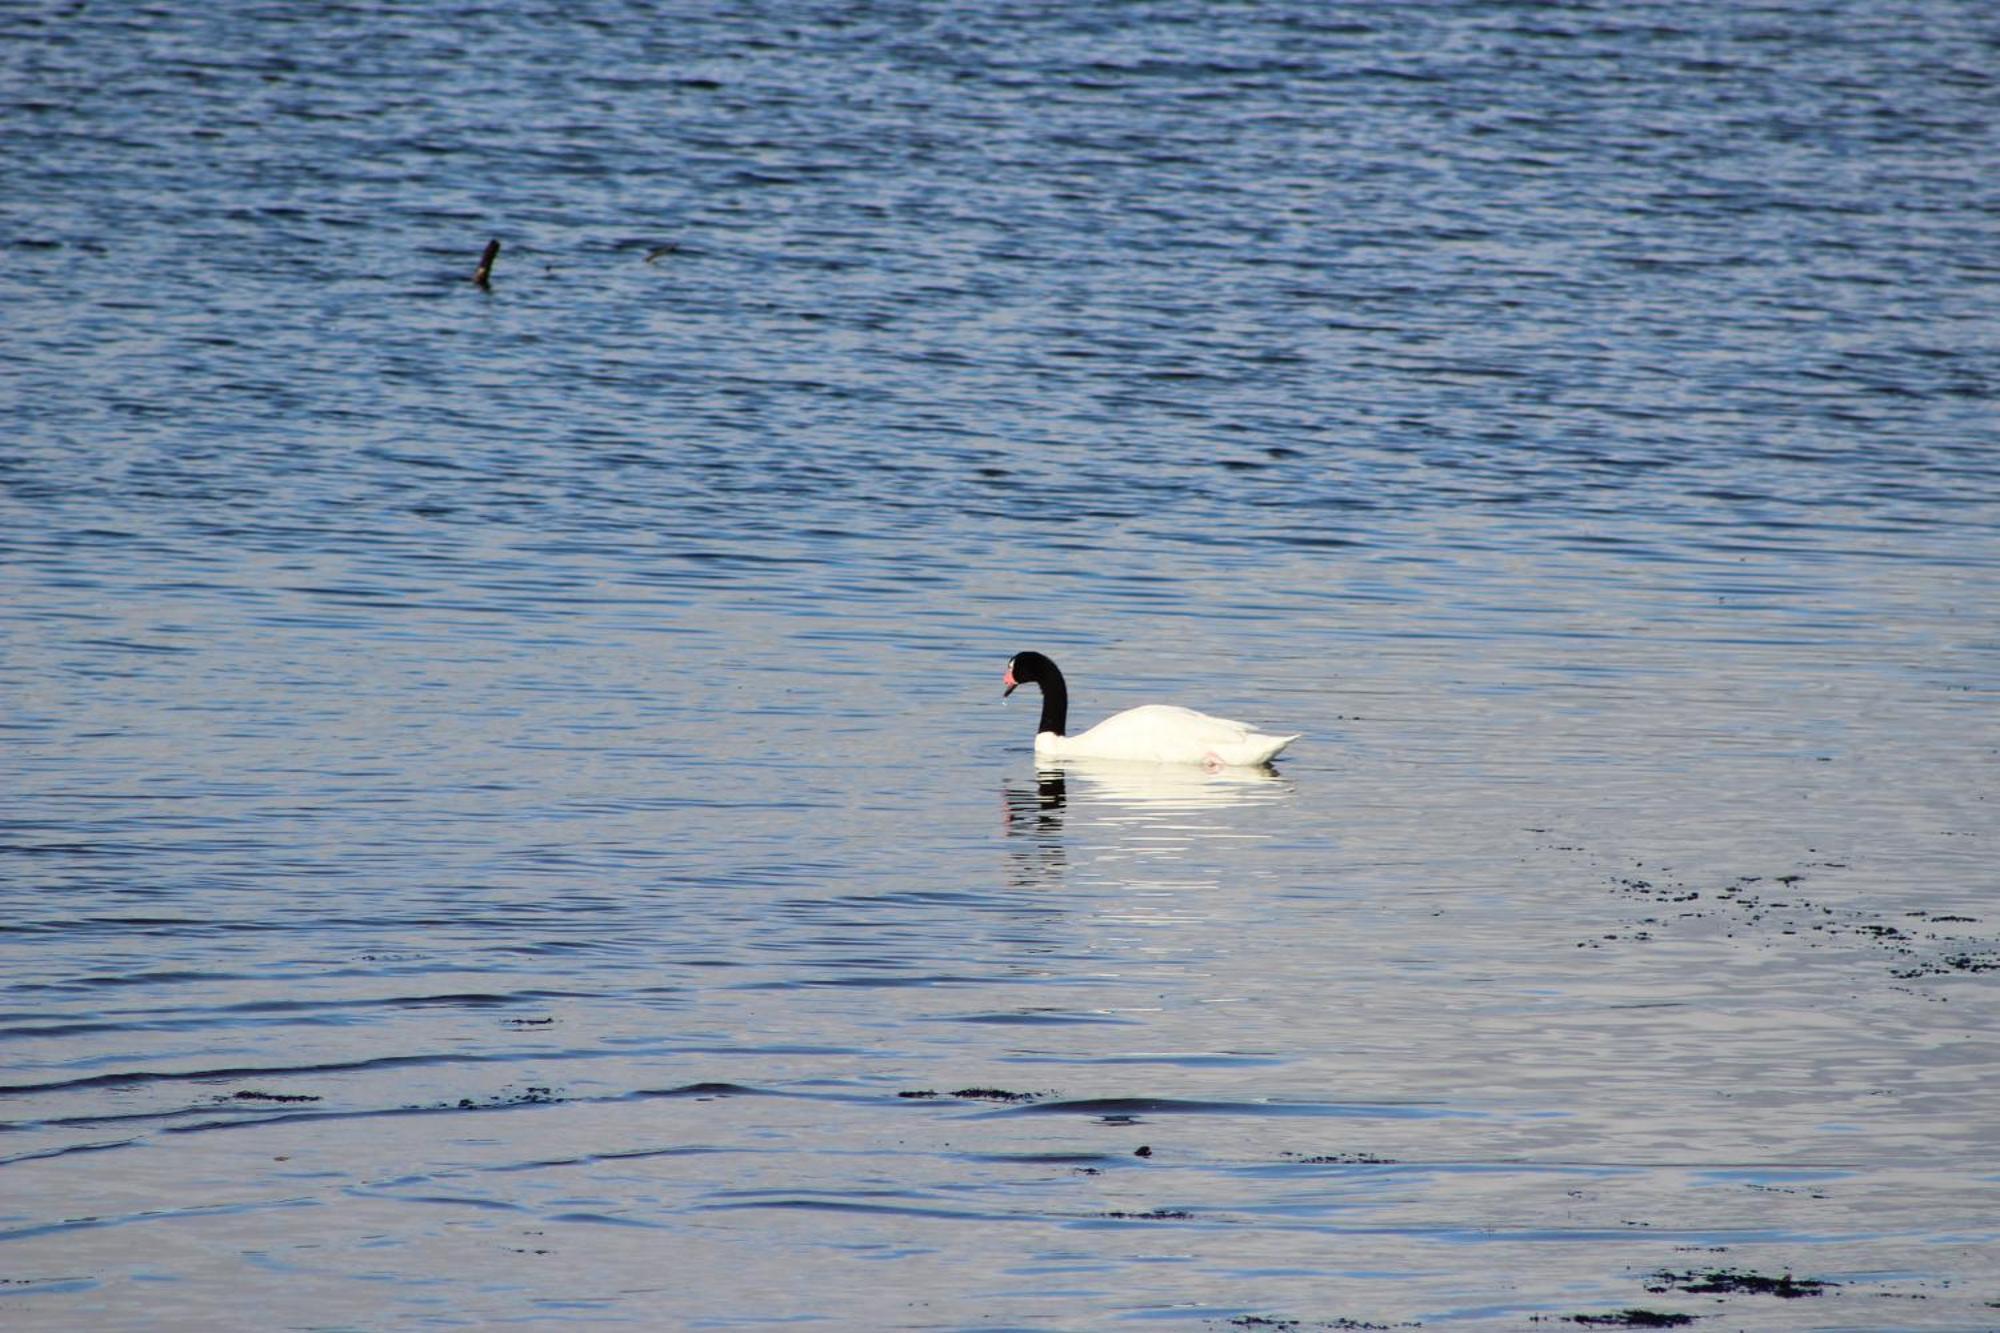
xmin=1034 ymin=663 xmax=1068 ymax=736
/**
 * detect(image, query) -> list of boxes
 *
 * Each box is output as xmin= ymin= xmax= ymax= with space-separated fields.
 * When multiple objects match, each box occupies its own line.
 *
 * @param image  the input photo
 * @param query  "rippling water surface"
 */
xmin=4 ymin=2 xmax=1997 ymax=1328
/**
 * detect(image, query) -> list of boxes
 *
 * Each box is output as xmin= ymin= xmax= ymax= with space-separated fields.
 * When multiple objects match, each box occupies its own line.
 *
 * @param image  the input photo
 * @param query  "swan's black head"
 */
xmin=1002 ymin=651 xmax=1069 ymax=736
xmin=1003 ymin=650 xmax=1058 ymax=698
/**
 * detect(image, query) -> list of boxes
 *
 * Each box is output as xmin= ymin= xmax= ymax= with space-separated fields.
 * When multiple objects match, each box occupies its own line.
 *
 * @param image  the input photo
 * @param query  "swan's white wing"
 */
xmin=1045 ymin=704 xmax=1298 ymax=766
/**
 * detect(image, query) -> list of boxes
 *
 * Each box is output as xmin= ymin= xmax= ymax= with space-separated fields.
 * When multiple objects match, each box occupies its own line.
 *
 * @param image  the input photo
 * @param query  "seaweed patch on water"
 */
xmin=1891 ymin=950 xmax=2000 ymax=979
xmin=1585 ymin=866 xmax=1998 ymax=989
xmin=1281 ymin=1150 xmax=1397 ymax=1164
xmin=1549 ymin=1313 xmax=1693 ymax=1329
xmin=1101 ymin=1207 xmax=1193 ymax=1220
xmin=1744 ymin=1180 xmax=1827 ymax=1198
xmin=1645 ymin=1268 xmax=1830 ymax=1298
xmin=220 ymin=1089 xmax=322 ymax=1103
xmin=950 ymin=1087 xmax=1048 ymax=1103
xmin=896 ymin=1086 xmax=1053 ymax=1103
xmin=437 ymin=1086 xmax=559 ymax=1110
xmin=1221 ymin=1316 xmax=1415 ymax=1330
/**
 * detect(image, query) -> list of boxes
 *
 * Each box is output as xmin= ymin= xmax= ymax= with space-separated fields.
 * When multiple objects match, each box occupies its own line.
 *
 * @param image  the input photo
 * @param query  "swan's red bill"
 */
xmin=1002 ymin=664 xmax=1018 ymax=697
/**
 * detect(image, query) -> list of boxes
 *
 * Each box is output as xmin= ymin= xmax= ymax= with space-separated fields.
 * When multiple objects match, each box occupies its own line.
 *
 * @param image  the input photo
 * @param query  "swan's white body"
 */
xmin=1034 ymin=703 xmax=1298 ymax=767
xmin=1005 ymin=651 xmax=1299 ymax=769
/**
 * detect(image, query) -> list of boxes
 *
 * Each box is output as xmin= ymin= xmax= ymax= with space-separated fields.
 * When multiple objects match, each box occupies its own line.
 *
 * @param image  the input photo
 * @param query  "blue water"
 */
xmin=4 ymin=3 xmax=1997 ymax=1328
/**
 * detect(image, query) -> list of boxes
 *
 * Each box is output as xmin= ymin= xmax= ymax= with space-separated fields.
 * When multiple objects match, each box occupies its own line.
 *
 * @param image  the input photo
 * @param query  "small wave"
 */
xmin=995 ymin=1096 xmax=1464 ymax=1120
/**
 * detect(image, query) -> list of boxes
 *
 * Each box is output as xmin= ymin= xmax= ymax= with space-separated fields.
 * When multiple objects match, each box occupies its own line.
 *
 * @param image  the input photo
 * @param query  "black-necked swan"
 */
xmin=1002 ymin=651 xmax=1299 ymax=767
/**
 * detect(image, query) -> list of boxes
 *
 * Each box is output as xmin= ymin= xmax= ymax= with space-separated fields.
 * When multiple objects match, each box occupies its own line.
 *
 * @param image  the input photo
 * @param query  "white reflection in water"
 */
xmin=1045 ymin=757 xmax=1295 ymax=813
xmin=1004 ymin=757 xmax=1296 ymax=898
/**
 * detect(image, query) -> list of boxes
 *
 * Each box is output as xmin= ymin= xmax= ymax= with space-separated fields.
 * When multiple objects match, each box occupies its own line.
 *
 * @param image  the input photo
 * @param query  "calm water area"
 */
xmin=3 ymin=2 xmax=1997 ymax=1328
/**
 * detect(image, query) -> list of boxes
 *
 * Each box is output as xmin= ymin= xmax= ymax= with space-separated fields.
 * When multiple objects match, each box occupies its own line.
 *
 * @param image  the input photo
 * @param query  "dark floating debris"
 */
xmin=1227 ymin=1317 xmax=1406 ymax=1330
xmin=893 ymin=1087 xmax=1047 ymax=1103
xmin=1101 ymin=1207 xmax=1191 ymax=1220
xmin=1646 ymin=1268 xmax=1831 ymax=1298
xmin=1590 ymin=865 xmax=2000 ymax=984
xmin=1893 ymin=951 xmax=2000 ymax=978
xmin=1133 ymin=1145 xmax=1152 ymax=1158
xmin=950 ymin=1087 xmax=1044 ymax=1103
xmin=472 ymin=238 xmax=501 ymax=288
xmin=224 ymin=1089 xmax=321 ymax=1104
xmin=1557 ymin=1312 xmax=1694 ymax=1329
xmin=1282 ymin=1151 xmax=1397 ymax=1164
xmin=440 ymin=1086 xmax=558 ymax=1111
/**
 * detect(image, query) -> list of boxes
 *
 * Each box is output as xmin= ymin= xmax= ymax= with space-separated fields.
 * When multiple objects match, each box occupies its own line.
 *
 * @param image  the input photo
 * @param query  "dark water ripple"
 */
xmin=3 ymin=1 xmax=1997 ymax=1328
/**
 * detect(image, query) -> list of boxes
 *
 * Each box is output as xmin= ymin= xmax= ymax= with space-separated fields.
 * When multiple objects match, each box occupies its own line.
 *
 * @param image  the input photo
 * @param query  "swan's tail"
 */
xmin=1213 ymin=732 xmax=1300 ymax=767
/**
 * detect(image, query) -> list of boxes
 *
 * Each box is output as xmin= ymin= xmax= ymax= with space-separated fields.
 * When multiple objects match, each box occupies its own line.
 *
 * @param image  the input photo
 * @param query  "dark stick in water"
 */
xmin=472 ymin=239 xmax=501 ymax=288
